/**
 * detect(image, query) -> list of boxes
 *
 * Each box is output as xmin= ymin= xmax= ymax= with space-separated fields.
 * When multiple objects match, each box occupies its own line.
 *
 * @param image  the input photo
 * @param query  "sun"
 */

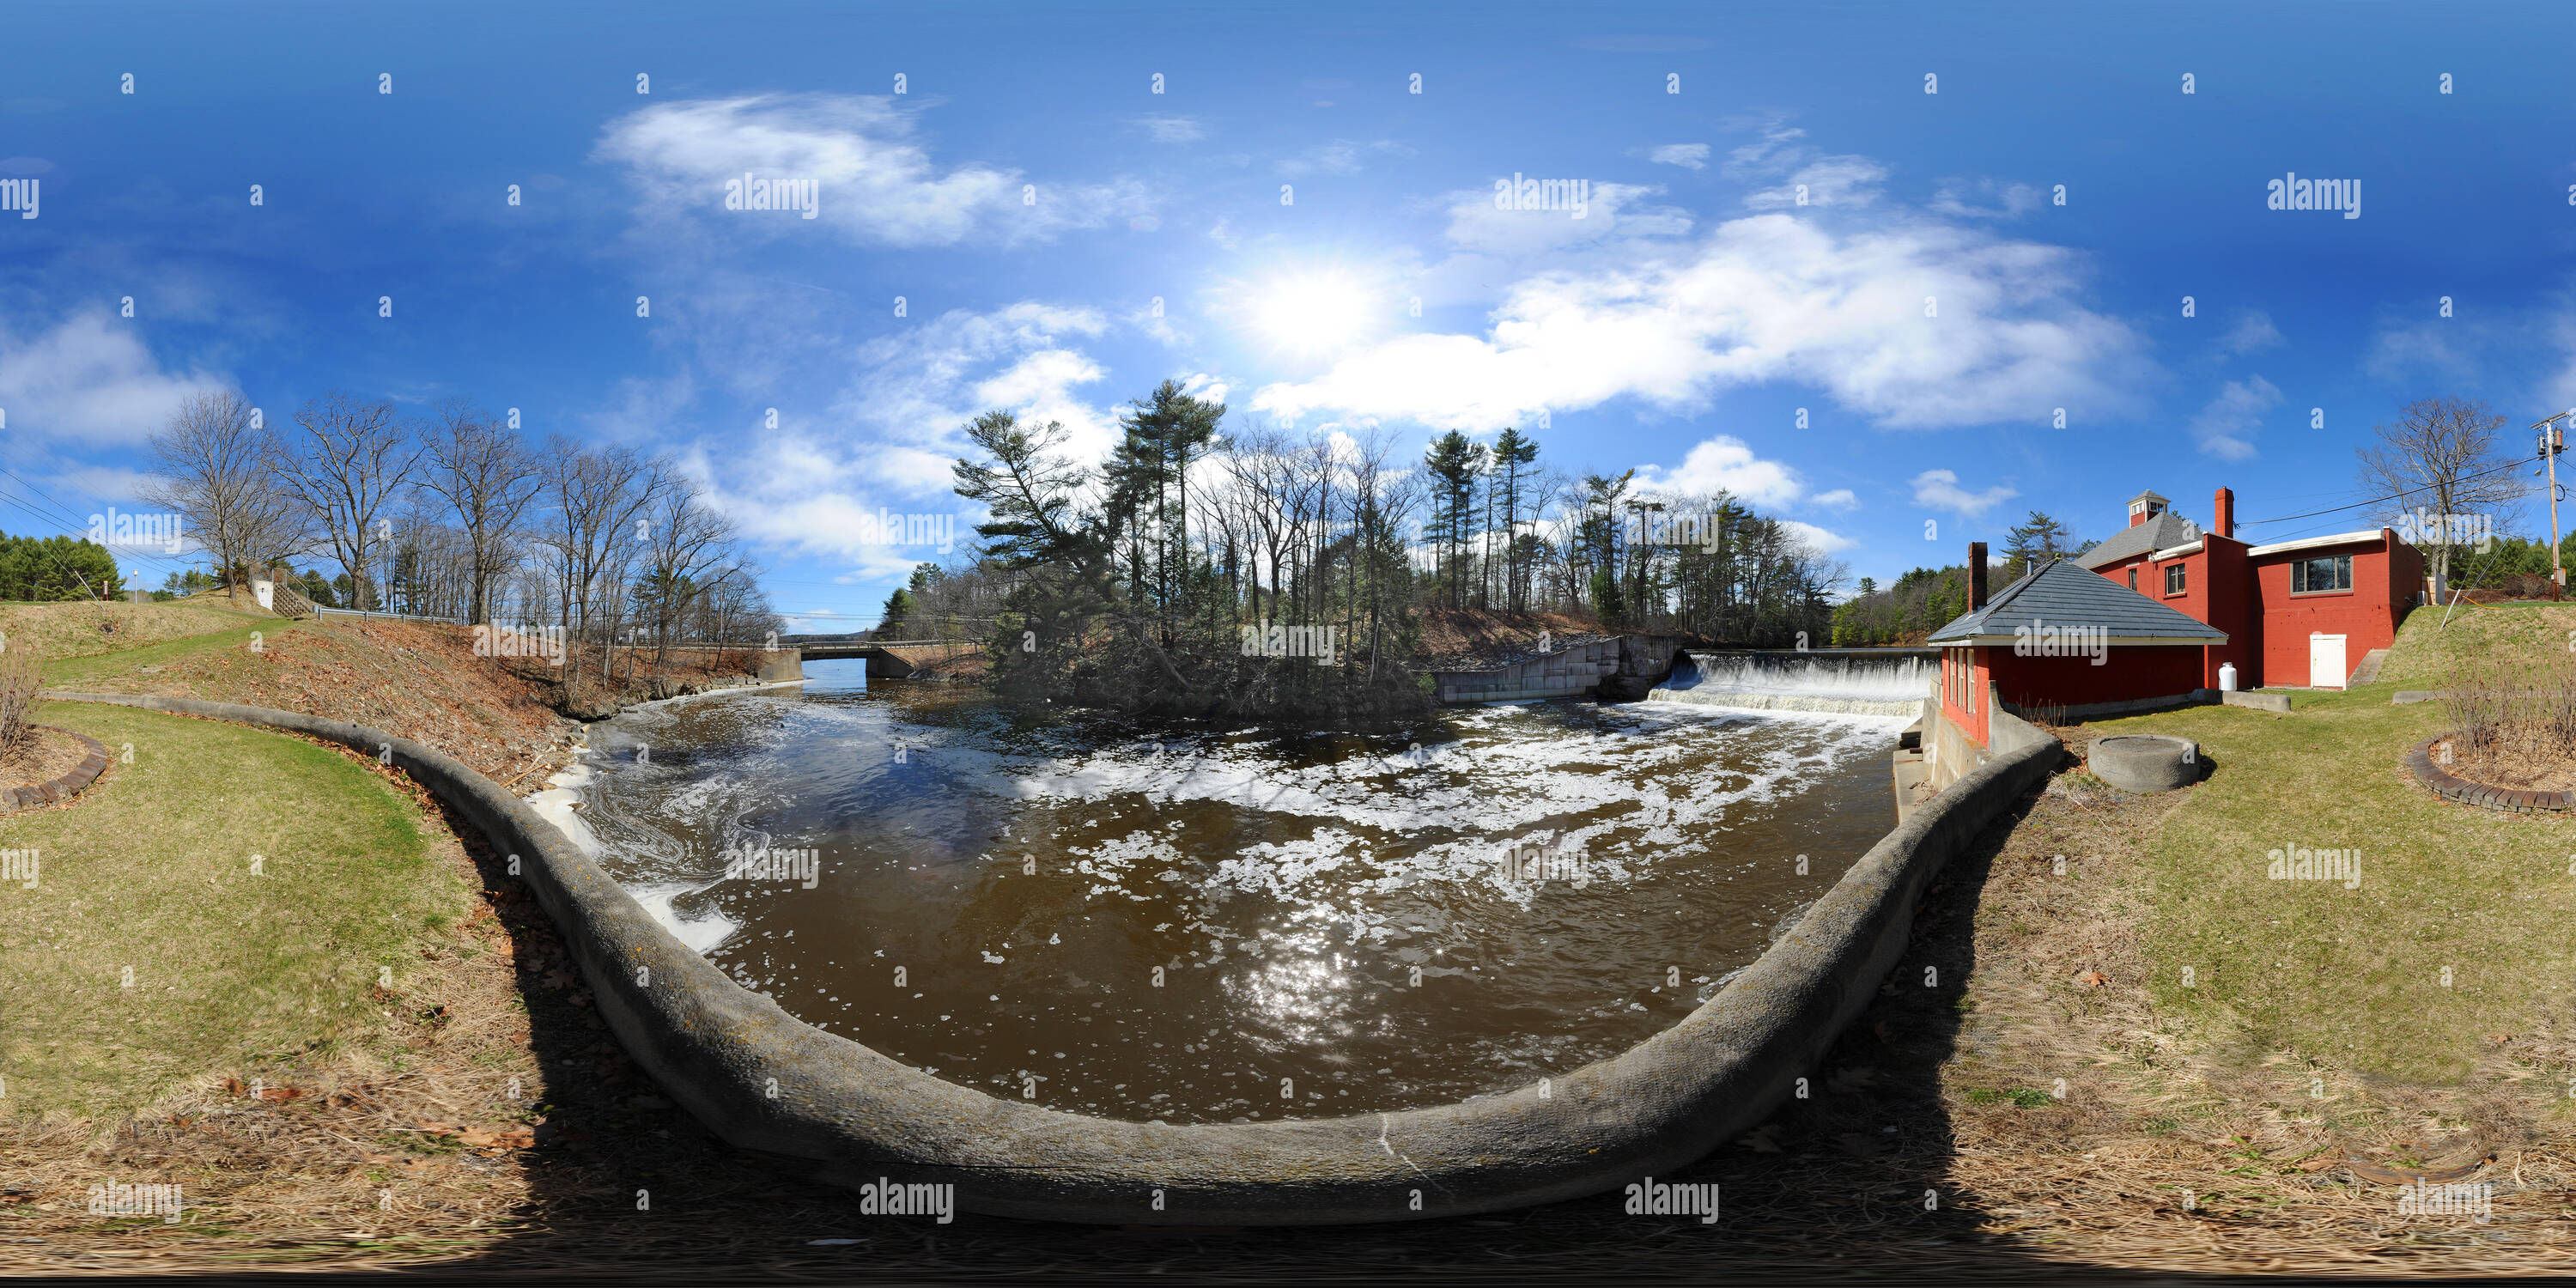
xmin=1249 ymin=271 xmax=1377 ymax=357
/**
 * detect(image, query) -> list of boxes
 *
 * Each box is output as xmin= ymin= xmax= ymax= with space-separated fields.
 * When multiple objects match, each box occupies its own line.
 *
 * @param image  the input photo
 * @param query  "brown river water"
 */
xmin=547 ymin=659 xmax=1905 ymax=1124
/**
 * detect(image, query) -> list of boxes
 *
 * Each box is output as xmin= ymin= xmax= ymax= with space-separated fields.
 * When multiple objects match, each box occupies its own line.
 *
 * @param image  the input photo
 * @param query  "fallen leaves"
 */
xmin=410 ymin=1120 xmax=538 ymax=1151
xmin=2077 ymin=969 xmax=2110 ymax=989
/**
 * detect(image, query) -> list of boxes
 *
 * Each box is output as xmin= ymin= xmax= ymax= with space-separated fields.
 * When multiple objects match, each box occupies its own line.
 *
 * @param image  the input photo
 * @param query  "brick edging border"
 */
xmin=0 ymin=724 xmax=112 ymax=813
xmin=2404 ymin=735 xmax=2575 ymax=813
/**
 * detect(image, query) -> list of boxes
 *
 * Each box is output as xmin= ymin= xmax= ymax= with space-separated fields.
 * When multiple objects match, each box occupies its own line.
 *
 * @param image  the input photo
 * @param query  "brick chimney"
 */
xmin=2212 ymin=487 xmax=2234 ymax=540
xmin=1968 ymin=541 xmax=1988 ymax=611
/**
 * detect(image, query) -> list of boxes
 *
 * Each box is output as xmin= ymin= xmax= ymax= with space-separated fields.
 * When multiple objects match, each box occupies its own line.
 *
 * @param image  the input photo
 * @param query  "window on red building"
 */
xmin=2127 ymin=567 xmax=2137 ymax=590
xmin=2292 ymin=554 xmax=2353 ymax=593
xmin=2165 ymin=563 xmax=2186 ymax=596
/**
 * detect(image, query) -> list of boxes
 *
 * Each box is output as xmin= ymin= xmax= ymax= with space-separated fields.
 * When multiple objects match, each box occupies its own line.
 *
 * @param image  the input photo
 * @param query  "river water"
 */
xmin=554 ymin=661 xmax=1905 ymax=1124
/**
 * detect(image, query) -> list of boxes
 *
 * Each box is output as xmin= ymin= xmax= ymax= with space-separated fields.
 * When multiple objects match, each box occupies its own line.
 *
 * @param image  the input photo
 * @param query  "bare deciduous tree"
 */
xmin=421 ymin=399 xmax=544 ymax=627
xmin=271 ymin=392 xmax=422 ymax=611
xmin=143 ymin=391 xmax=307 ymax=596
xmin=2357 ymin=396 xmax=2525 ymax=595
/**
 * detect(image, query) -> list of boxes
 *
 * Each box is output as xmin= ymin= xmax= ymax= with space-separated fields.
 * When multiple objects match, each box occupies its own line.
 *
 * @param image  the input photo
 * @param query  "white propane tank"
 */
xmin=2218 ymin=662 xmax=2239 ymax=692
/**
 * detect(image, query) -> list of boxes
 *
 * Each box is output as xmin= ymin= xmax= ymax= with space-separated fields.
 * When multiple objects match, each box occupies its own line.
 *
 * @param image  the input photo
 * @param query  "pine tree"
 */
xmin=1490 ymin=427 xmax=1540 ymax=611
xmin=2002 ymin=510 xmax=2075 ymax=580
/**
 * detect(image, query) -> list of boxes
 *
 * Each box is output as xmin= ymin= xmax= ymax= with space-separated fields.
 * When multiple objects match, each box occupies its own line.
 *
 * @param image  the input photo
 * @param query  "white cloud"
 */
xmin=1133 ymin=115 xmax=1206 ymax=143
xmin=1781 ymin=519 xmax=1855 ymax=553
xmin=1726 ymin=119 xmax=1884 ymax=210
xmin=1276 ymin=139 xmax=1413 ymax=177
xmin=2222 ymin=310 xmax=2283 ymax=355
xmin=1809 ymin=488 xmax=1858 ymax=510
xmin=1253 ymin=212 xmax=2146 ymax=432
xmin=1911 ymin=468 xmax=2017 ymax=519
xmin=1649 ymin=143 xmax=1710 ymax=170
xmin=2188 ymin=375 xmax=2280 ymax=461
xmin=1440 ymin=181 xmax=1691 ymax=257
xmin=0 ymin=310 xmax=229 ymax=445
xmin=595 ymin=94 xmax=1146 ymax=248
xmin=1927 ymin=177 xmax=2044 ymax=219
xmin=1634 ymin=434 xmax=1803 ymax=507
xmin=687 ymin=302 xmax=1127 ymax=566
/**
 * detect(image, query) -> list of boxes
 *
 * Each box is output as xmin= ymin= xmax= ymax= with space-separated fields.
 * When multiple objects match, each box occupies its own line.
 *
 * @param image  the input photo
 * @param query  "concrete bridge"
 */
xmin=653 ymin=638 xmax=981 ymax=682
xmin=792 ymin=639 xmax=981 ymax=678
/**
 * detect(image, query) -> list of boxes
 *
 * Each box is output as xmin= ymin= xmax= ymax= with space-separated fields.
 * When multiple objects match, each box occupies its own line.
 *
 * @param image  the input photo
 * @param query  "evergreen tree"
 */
xmin=2002 ymin=510 xmax=2075 ymax=580
xmin=1421 ymin=432 xmax=1485 ymax=608
xmin=1488 ymin=426 xmax=1540 ymax=610
xmin=878 ymin=586 xmax=915 ymax=638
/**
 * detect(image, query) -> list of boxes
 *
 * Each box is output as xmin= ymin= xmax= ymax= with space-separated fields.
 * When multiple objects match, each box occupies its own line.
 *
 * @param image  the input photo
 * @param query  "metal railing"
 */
xmin=314 ymin=605 xmax=467 ymax=625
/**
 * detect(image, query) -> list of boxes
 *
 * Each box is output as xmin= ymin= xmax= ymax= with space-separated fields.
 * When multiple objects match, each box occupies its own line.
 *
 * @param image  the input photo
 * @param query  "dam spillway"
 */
xmin=1647 ymin=648 xmax=1935 ymax=718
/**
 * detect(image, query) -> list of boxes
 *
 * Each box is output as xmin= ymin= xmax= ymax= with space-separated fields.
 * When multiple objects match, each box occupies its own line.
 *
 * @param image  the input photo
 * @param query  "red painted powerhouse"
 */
xmin=1930 ymin=488 xmax=2426 ymax=740
xmin=2080 ymin=488 xmax=2424 ymax=692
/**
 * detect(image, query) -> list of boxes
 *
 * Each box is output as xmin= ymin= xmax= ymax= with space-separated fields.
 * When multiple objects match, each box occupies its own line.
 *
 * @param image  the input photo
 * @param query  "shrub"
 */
xmin=0 ymin=647 xmax=38 ymax=769
xmin=2446 ymin=646 xmax=2576 ymax=769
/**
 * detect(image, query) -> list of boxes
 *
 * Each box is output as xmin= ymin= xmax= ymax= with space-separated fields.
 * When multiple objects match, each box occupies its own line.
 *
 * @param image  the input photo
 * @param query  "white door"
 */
xmin=2309 ymin=633 xmax=2347 ymax=690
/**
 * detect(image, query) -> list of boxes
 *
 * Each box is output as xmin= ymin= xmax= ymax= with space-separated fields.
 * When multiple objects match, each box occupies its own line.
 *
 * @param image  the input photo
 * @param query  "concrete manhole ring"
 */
xmin=2087 ymin=733 xmax=2200 ymax=793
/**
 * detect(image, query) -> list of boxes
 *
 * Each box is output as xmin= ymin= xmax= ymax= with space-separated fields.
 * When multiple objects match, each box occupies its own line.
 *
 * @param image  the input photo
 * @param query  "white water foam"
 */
xmin=527 ymin=751 xmax=740 ymax=954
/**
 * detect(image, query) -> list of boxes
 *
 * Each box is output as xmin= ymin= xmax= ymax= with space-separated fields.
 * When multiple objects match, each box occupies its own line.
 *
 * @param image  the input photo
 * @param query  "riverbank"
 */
xmin=23 ymin=601 xmax=772 ymax=785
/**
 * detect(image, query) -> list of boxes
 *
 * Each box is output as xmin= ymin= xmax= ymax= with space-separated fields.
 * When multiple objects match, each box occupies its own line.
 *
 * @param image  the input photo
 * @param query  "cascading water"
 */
xmin=1648 ymin=650 xmax=1935 ymax=717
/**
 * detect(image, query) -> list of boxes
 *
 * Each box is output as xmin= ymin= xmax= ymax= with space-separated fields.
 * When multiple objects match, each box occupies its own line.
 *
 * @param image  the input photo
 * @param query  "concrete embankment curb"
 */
xmin=40 ymin=689 xmax=2058 ymax=1225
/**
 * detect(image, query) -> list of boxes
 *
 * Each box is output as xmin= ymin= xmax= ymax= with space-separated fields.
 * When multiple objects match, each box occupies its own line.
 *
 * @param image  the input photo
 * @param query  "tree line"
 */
xmin=0 ymin=531 xmax=121 ymax=603
xmin=142 ymin=390 xmax=782 ymax=688
xmin=946 ymin=380 xmax=1850 ymax=716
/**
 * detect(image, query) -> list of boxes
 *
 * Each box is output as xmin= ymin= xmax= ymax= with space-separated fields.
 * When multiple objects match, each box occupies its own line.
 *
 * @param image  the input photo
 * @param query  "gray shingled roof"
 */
xmin=2075 ymin=510 xmax=2201 ymax=569
xmin=1927 ymin=557 xmax=2227 ymax=643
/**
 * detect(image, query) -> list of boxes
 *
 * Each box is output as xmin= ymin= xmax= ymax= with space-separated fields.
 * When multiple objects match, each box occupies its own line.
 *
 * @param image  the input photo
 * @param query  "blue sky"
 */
xmin=3 ymin=0 xmax=2572 ymax=626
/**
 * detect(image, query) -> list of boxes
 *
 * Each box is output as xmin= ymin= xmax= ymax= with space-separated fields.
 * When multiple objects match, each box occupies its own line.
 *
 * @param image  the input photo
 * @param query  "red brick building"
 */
xmin=2075 ymin=489 xmax=2425 ymax=690
xmin=1923 ymin=487 xmax=2430 ymax=752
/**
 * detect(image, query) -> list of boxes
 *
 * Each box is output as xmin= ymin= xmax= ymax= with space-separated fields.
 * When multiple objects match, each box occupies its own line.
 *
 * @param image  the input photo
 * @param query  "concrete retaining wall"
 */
xmin=1924 ymin=677 xmax=2061 ymax=794
xmin=42 ymin=689 xmax=2058 ymax=1226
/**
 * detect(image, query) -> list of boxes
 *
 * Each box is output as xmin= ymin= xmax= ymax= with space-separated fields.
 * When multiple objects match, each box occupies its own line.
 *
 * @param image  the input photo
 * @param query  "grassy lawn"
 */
xmin=0 ymin=699 xmax=474 ymax=1122
xmin=2097 ymin=605 xmax=2576 ymax=1084
xmin=1 ymin=598 xmax=272 ymax=667
xmin=38 ymin=619 xmax=317 ymax=690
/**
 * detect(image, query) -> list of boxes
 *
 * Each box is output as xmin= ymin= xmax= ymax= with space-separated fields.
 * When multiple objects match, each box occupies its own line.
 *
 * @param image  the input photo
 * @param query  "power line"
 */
xmin=2234 ymin=453 xmax=2537 ymax=530
xmin=0 ymin=465 xmax=201 ymax=583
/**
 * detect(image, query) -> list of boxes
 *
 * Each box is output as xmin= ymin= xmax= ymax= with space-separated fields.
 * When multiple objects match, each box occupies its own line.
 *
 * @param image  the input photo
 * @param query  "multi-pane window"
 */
xmin=1945 ymin=647 xmax=1974 ymax=713
xmin=2291 ymin=554 xmax=2354 ymax=593
xmin=2165 ymin=563 xmax=2186 ymax=595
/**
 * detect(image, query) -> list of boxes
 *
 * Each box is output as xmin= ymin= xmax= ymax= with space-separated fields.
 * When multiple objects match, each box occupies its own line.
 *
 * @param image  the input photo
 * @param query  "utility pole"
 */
xmin=2538 ymin=412 xmax=2569 ymax=600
